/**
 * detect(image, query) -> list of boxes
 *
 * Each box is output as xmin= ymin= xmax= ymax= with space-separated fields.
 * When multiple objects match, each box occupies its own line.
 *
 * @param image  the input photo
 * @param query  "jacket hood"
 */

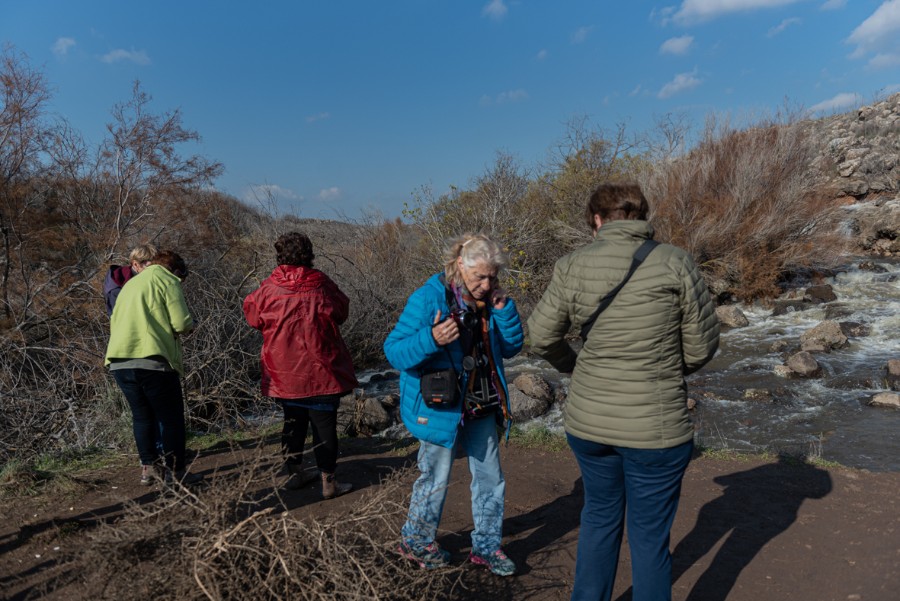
xmin=107 ymin=265 xmax=134 ymax=288
xmin=269 ymin=265 xmax=330 ymax=292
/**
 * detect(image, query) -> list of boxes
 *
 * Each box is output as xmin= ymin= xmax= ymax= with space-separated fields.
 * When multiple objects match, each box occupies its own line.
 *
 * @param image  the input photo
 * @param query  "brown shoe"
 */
xmin=321 ymin=472 xmax=352 ymax=499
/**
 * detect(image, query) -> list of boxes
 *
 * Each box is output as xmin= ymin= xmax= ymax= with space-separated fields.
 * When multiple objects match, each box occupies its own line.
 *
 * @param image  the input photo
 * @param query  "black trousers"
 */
xmin=279 ymin=402 xmax=339 ymax=474
xmin=113 ymin=369 xmax=186 ymax=471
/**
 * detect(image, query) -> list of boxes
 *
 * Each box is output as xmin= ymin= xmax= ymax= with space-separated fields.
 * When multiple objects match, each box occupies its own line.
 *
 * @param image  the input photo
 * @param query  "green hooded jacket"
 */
xmin=527 ymin=220 xmax=719 ymax=449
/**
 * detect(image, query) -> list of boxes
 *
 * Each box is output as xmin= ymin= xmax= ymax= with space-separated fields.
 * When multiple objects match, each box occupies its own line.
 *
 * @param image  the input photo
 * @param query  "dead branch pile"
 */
xmin=63 ymin=457 xmax=465 ymax=601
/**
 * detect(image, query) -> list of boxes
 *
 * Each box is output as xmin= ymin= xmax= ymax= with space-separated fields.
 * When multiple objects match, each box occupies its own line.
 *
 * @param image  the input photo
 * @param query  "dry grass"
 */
xmin=59 ymin=452 xmax=468 ymax=601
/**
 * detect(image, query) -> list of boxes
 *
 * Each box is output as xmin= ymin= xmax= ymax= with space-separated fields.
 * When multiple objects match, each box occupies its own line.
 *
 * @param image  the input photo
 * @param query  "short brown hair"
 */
xmin=152 ymin=250 xmax=188 ymax=280
xmin=275 ymin=232 xmax=314 ymax=267
xmin=585 ymin=182 xmax=649 ymax=229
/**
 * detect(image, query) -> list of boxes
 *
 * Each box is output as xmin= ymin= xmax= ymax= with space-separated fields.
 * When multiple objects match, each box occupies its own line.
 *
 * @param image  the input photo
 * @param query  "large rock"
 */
xmin=849 ymin=199 xmax=900 ymax=255
xmin=512 ymin=373 xmax=553 ymax=403
xmin=800 ymin=320 xmax=848 ymax=352
xmin=359 ymin=397 xmax=392 ymax=432
xmin=716 ymin=305 xmax=749 ymax=328
xmin=508 ymin=387 xmax=551 ymax=421
xmin=805 ymin=284 xmax=837 ymax=304
xmin=887 ymin=360 xmax=900 ymax=391
xmin=786 ymin=351 xmax=822 ymax=378
xmin=869 ymin=392 xmax=900 ymax=409
xmin=772 ymin=299 xmax=815 ymax=316
xmin=839 ymin=321 xmax=871 ymax=338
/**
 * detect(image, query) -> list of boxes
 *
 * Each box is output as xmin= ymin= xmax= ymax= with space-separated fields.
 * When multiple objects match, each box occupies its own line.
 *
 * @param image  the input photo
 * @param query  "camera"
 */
xmin=450 ymin=308 xmax=479 ymax=331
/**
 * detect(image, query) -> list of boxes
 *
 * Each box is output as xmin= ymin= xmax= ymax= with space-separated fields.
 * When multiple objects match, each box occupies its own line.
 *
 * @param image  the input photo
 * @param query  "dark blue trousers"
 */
xmin=113 ymin=369 xmax=186 ymax=471
xmin=567 ymin=434 xmax=693 ymax=601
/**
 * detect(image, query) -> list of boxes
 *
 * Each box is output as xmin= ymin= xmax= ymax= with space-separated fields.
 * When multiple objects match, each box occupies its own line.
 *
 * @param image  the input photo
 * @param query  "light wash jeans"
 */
xmin=401 ymin=415 xmax=505 ymax=554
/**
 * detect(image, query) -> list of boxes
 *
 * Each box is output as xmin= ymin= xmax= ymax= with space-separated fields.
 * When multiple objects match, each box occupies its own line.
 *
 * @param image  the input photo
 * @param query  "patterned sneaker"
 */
xmin=468 ymin=548 xmax=516 ymax=576
xmin=397 ymin=541 xmax=450 ymax=569
xmin=139 ymin=464 xmax=154 ymax=486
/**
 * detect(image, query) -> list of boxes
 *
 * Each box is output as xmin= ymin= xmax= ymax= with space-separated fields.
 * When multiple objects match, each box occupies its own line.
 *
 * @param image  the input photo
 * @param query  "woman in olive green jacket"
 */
xmin=527 ymin=182 xmax=719 ymax=601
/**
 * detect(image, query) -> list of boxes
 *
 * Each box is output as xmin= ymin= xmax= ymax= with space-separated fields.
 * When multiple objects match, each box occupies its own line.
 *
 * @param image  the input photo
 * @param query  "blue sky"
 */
xmin=3 ymin=1 xmax=899 ymax=218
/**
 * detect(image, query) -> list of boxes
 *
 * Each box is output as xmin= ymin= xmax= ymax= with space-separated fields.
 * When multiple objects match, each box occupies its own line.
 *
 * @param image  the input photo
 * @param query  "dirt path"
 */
xmin=2 ymin=437 xmax=899 ymax=600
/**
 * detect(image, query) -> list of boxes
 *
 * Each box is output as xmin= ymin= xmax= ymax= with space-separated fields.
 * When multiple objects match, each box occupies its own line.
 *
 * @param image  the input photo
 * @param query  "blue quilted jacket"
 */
xmin=384 ymin=273 xmax=524 ymax=448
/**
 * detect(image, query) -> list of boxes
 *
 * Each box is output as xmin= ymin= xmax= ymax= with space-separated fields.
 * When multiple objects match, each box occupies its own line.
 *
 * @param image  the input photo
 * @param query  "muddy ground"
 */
xmin=2 ymin=434 xmax=898 ymax=601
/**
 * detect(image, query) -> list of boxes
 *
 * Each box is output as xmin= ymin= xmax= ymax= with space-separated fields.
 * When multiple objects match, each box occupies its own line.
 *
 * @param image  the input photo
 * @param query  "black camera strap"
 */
xmin=580 ymin=239 xmax=659 ymax=341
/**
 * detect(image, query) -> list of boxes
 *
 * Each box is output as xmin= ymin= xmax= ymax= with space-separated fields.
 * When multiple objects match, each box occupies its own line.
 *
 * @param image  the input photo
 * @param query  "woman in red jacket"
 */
xmin=243 ymin=232 xmax=357 ymax=499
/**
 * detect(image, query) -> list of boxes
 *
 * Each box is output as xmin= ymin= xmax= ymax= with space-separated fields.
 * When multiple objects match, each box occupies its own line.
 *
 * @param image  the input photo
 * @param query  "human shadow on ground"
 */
xmin=614 ymin=455 xmax=833 ymax=601
xmin=442 ymin=478 xmax=584 ymax=601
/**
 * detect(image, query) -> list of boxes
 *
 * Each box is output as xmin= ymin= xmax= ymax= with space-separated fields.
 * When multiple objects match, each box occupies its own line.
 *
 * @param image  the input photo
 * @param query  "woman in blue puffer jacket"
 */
xmin=384 ymin=233 xmax=523 ymax=577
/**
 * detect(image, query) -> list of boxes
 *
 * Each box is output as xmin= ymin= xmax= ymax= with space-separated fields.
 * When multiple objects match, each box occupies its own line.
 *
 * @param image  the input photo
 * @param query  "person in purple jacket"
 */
xmin=103 ymin=244 xmax=158 ymax=316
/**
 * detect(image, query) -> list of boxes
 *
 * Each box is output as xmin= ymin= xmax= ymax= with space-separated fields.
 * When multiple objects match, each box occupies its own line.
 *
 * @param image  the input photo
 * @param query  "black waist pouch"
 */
xmin=420 ymin=368 xmax=460 ymax=408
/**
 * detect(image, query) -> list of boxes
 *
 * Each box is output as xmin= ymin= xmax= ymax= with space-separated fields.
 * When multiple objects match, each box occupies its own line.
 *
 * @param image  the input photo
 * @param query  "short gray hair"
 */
xmin=443 ymin=233 xmax=507 ymax=287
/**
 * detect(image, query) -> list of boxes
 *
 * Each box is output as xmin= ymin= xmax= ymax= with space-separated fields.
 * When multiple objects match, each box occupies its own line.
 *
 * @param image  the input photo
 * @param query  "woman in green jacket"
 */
xmin=527 ymin=183 xmax=719 ymax=601
xmin=106 ymin=250 xmax=200 ymax=485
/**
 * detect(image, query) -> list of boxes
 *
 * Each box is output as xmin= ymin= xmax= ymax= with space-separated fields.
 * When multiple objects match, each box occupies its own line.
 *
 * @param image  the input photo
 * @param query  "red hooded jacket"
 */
xmin=243 ymin=265 xmax=358 ymax=399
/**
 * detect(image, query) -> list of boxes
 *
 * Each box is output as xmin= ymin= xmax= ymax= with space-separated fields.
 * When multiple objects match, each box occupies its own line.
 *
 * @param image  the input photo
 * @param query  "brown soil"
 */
xmin=2 ymin=436 xmax=898 ymax=601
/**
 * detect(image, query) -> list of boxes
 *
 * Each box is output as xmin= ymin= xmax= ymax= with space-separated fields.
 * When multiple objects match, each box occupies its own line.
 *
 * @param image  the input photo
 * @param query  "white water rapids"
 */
xmin=366 ymin=257 xmax=900 ymax=472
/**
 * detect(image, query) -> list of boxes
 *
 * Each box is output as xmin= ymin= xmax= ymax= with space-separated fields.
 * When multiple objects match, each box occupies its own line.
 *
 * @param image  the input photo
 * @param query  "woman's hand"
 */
xmin=431 ymin=310 xmax=460 ymax=346
xmin=491 ymin=288 xmax=508 ymax=310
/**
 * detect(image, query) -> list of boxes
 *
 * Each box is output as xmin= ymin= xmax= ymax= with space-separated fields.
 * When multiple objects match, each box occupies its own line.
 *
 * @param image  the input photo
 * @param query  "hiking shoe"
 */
xmin=397 ymin=541 xmax=450 ymax=569
xmin=139 ymin=465 xmax=154 ymax=486
xmin=469 ymin=548 xmax=516 ymax=576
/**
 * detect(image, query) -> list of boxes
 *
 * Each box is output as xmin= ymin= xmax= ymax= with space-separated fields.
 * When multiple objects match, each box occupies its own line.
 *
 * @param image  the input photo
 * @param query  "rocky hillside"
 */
xmin=812 ymin=92 xmax=900 ymax=255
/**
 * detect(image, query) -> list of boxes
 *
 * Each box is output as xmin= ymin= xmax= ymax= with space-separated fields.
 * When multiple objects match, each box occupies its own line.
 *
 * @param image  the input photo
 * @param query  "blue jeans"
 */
xmin=567 ymin=434 xmax=693 ymax=601
xmin=402 ymin=415 xmax=505 ymax=554
xmin=113 ymin=369 xmax=186 ymax=471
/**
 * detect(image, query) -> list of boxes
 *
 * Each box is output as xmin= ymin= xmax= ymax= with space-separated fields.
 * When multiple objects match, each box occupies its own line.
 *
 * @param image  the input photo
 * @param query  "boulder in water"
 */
xmin=805 ymin=284 xmax=837 ymax=304
xmin=869 ymin=392 xmax=900 ymax=409
xmin=508 ymin=387 xmax=551 ymax=420
xmin=512 ymin=373 xmax=553 ymax=403
xmin=839 ymin=321 xmax=871 ymax=338
xmin=772 ymin=299 xmax=815 ymax=316
xmin=786 ymin=351 xmax=822 ymax=378
xmin=886 ymin=360 xmax=900 ymax=391
xmin=716 ymin=305 xmax=749 ymax=328
xmin=800 ymin=320 xmax=848 ymax=352
xmin=773 ymin=365 xmax=795 ymax=378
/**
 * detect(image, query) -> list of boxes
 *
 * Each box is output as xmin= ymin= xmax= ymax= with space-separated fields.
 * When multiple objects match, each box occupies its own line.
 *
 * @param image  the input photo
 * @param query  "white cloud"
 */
xmin=52 ymin=37 xmax=76 ymax=57
xmin=571 ymin=26 xmax=593 ymax=44
xmin=767 ymin=17 xmax=801 ymax=37
xmin=243 ymin=184 xmax=302 ymax=203
xmin=673 ymin=0 xmax=803 ymax=25
xmin=100 ymin=48 xmax=151 ymax=65
xmin=869 ymin=52 xmax=900 ymax=68
xmin=660 ymin=35 xmax=694 ymax=55
xmin=847 ymin=0 xmax=900 ymax=68
xmin=536 ymin=49 xmax=548 ymax=61
xmin=821 ymin=0 xmax=846 ymax=9
xmin=808 ymin=92 xmax=862 ymax=113
xmin=658 ymin=70 xmax=702 ymax=98
xmin=629 ymin=84 xmax=643 ymax=96
xmin=480 ymin=89 xmax=529 ymax=105
xmin=306 ymin=112 xmax=330 ymax=123
xmin=482 ymin=0 xmax=508 ymax=20
xmin=318 ymin=187 xmax=342 ymax=201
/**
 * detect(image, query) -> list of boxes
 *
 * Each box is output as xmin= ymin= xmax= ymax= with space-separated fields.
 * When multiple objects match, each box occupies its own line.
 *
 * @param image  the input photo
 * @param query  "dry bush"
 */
xmin=641 ymin=115 xmax=846 ymax=300
xmin=62 ymin=455 xmax=467 ymax=601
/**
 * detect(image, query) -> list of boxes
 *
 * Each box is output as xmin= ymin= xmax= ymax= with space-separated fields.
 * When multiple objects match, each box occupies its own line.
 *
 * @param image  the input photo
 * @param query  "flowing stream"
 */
xmin=366 ymin=257 xmax=900 ymax=472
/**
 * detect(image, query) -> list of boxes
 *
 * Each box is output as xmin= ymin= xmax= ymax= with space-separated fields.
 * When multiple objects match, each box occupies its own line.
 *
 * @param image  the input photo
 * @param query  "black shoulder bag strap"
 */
xmin=580 ymin=239 xmax=659 ymax=341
